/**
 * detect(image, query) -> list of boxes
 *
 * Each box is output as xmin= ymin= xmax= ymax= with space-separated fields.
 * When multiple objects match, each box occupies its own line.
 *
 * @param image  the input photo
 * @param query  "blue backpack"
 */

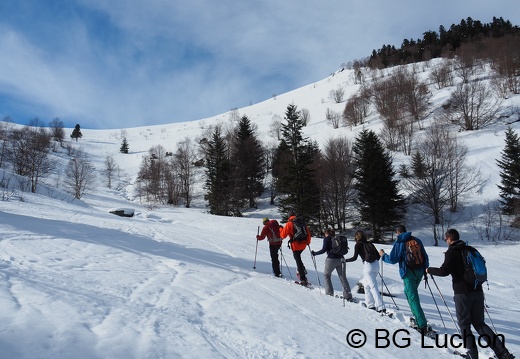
xmin=462 ymin=245 xmax=488 ymax=289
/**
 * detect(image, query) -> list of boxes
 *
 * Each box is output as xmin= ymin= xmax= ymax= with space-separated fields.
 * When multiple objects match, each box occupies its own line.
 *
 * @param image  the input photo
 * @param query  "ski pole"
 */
xmin=483 ymin=295 xmax=497 ymax=333
xmin=430 ymin=275 xmax=459 ymax=333
xmin=308 ymin=245 xmax=322 ymax=291
xmin=378 ymin=272 xmax=399 ymax=310
xmin=280 ymin=246 xmax=293 ymax=279
xmin=253 ymin=226 xmax=259 ymax=269
xmin=424 ymin=276 xmax=446 ymax=330
xmin=381 ymin=259 xmax=384 ymax=302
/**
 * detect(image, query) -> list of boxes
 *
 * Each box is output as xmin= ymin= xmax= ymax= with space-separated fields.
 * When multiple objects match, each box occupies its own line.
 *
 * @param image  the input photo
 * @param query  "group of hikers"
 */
xmin=256 ymin=217 xmax=515 ymax=359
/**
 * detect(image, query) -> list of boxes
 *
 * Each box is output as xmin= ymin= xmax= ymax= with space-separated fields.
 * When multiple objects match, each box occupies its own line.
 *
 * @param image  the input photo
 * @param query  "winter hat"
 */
xmin=262 ymin=217 xmax=269 ymax=224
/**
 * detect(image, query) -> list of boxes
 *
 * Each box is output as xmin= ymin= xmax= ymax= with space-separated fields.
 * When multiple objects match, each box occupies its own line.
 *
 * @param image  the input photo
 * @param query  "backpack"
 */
xmin=461 ymin=245 xmax=488 ymax=289
xmin=405 ymin=237 xmax=425 ymax=269
xmin=330 ymin=235 xmax=349 ymax=256
xmin=362 ymin=241 xmax=380 ymax=263
xmin=267 ymin=220 xmax=282 ymax=243
xmin=292 ymin=216 xmax=308 ymax=242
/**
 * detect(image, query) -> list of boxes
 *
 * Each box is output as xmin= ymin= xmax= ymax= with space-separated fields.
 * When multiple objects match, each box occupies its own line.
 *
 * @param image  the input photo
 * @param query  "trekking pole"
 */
xmin=381 ymin=260 xmax=384 ymax=302
xmin=280 ymin=246 xmax=293 ymax=279
xmin=430 ymin=275 xmax=459 ymax=333
xmin=377 ymin=272 xmax=399 ymax=310
xmin=308 ymin=245 xmax=322 ymax=291
xmin=253 ymin=226 xmax=259 ymax=269
xmin=424 ymin=276 xmax=447 ymax=330
xmin=483 ymin=295 xmax=497 ymax=333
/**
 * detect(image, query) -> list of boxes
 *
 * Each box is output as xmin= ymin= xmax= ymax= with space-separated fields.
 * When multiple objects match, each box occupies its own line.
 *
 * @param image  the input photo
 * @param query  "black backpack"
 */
xmin=363 ymin=241 xmax=380 ymax=263
xmin=292 ymin=216 xmax=308 ymax=242
xmin=330 ymin=235 xmax=349 ymax=256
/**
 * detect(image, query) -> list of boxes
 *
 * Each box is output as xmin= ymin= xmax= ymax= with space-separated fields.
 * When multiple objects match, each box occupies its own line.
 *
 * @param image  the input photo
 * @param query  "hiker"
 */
xmin=427 ymin=229 xmax=515 ymax=359
xmin=311 ymin=228 xmax=354 ymax=300
xmin=379 ymin=225 xmax=434 ymax=337
xmin=256 ymin=217 xmax=283 ymax=277
xmin=280 ymin=214 xmax=311 ymax=286
xmin=344 ymin=230 xmax=384 ymax=312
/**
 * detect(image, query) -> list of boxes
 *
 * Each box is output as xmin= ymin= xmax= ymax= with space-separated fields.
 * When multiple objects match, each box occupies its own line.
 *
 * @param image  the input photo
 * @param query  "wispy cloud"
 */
xmin=0 ymin=0 xmax=518 ymax=128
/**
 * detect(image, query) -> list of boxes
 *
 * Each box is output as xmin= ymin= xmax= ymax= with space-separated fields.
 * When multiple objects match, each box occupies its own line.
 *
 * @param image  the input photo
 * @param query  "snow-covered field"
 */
xmin=1 ymin=60 xmax=520 ymax=358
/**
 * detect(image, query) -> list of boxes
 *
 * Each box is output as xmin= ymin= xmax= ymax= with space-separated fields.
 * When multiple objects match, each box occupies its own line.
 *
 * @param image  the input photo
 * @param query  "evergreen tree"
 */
xmin=353 ymin=129 xmax=404 ymax=240
xmin=274 ymin=104 xmax=321 ymax=224
xmin=120 ymin=137 xmax=129 ymax=154
xmin=204 ymin=127 xmax=232 ymax=216
xmin=497 ymin=127 xmax=520 ymax=215
xmin=70 ymin=124 xmax=83 ymax=142
xmin=232 ymin=115 xmax=265 ymax=209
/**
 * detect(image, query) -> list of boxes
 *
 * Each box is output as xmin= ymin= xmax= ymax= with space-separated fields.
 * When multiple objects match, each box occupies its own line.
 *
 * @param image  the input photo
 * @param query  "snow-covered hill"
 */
xmin=1 ymin=59 xmax=519 ymax=358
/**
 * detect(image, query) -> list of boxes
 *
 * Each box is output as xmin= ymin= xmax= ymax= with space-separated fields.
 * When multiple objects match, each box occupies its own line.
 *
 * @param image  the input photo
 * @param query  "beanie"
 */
xmin=262 ymin=217 xmax=269 ymax=224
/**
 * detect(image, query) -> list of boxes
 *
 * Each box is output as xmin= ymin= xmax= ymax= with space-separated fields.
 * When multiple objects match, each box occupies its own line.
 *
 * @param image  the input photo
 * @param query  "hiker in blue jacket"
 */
xmin=311 ymin=228 xmax=353 ymax=300
xmin=379 ymin=225 xmax=433 ymax=337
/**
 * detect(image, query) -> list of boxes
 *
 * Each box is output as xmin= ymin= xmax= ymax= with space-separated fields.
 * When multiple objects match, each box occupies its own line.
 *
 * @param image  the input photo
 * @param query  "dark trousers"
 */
xmin=454 ymin=291 xmax=507 ymax=359
xmin=269 ymin=244 xmax=281 ymax=276
xmin=292 ymin=250 xmax=307 ymax=282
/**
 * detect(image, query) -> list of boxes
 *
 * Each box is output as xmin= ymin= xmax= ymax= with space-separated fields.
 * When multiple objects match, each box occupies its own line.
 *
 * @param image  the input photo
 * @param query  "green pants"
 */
xmin=403 ymin=268 xmax=427 ymax=329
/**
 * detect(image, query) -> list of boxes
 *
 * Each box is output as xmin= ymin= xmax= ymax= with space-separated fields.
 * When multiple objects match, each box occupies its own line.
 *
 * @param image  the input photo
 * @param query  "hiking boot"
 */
xmin=410 ymin=317 xmax=418 ymax=329
xmin=275 ymin=273 xmax=282 ymax=278
xmin=418 ymin=326 xmax=436 ymax=339
xmin=497 ymin=351 xmax=515 ymax=359
xmin=377 ymin=308 xmax=386 ymax=314
xmin=299 ymin=280 xmax=309 ymax=287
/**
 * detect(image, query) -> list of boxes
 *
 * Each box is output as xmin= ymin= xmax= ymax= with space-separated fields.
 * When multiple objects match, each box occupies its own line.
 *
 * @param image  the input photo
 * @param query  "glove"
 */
xmin=256 ymin=235 xmax=261 ymax=240
xmin=311 ymin=250 xmax=316 ymax=256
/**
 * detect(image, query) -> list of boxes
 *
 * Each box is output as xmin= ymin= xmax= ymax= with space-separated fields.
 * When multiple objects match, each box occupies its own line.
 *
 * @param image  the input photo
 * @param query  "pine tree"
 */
xmin=204 ymin=127 xmax=232 ymax=216
xmin=274 ymin=104 xmax=321 ymax=224
xmin=353 ymin=129 xmax=404 ymax=240
xmin=70 ymin=124 xmax=82 ymax=142
xmin=120 ymin=137 xmax=129 ymax=154
xmin=232 ymin=115 xmax=265 ymax=209
xmin=497 ymin=127 xmax=520 ymax=215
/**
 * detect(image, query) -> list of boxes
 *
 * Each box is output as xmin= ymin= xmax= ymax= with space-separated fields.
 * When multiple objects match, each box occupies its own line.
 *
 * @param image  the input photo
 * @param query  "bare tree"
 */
xmin=48 ymin=118 xmax=65 ymax=145
xmin=343 ymin=93 xmax=370 ymax=127
xmin=429 ymin=59 xmax=455 ymax=90
xmin=329 ymin=86 xmax=345 ymax=103
xmin=319 ymin=136 xmax=355 ymax=230
xmin=325 ymin=108 xmax=341 ymax=129
xmin=0 ymin=117 xmax=14 ymax=169
xmin=269 ymin=114 xmax=283 ymax=140
xmin=10 ymin=125 xmax=53 ymax=193
xmin=472 ymin=202 xmax=518 ymax=241
xmin=403 ymin=123 xmax=480 ymax=244
xmin=104 ymin=155 xmax=119 ymax=189
xmin=446 ymin=79 xmax=502 ymax=130
xmin=65 ymin=152 xmax=96 ymax=199
xmin=174 ymin=137 xmax=197 ymax=208
xmin=300 ymin=108 xmax=311 ymax=125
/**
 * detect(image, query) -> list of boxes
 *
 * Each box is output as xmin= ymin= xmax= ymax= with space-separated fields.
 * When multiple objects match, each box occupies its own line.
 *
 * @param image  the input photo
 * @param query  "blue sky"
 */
xmin=0 ymin=0 xmax=518 ymax=129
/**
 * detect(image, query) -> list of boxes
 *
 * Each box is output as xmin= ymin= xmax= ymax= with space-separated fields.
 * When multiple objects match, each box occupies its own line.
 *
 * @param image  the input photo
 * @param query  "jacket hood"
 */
xmin=449 ymin=239 xmax=466 ymax=250
xmin=396 ymin=231 xmax=412 ymax=243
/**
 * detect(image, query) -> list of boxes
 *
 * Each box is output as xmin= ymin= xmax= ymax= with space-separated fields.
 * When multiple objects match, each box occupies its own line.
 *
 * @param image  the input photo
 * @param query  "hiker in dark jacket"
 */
xmin=257 ymin=217 xmax=283 ymax=277
xmin=379 ymin=225 xmax=432 ymax=337
xmin=311 ymin=228 xmax=353 ymax=300
xmin=344 ymin=230 xmax=384 ymax=312
xmin=427 ymin=228 xmax=515 ymax=359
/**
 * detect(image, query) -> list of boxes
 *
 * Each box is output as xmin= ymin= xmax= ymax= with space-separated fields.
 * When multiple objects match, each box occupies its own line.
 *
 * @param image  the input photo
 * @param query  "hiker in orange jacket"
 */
xmin=280 ymin=215 xmax=311 ymax=285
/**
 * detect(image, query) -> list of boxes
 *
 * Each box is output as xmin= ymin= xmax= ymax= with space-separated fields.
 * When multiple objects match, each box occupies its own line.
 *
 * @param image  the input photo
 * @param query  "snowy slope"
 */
xmin=1 ymin=60 xmax=520 ymax=358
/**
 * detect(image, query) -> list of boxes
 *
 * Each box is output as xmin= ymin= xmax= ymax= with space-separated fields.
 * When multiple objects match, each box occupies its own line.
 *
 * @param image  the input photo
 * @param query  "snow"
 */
xmin=1 ymin=61 xmax=520 ymax=358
